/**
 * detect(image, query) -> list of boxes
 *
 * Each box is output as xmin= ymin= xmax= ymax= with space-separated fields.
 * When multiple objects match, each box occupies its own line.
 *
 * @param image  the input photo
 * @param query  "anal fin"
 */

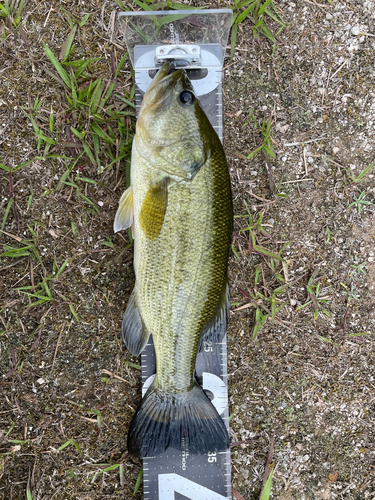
xmin=198 ymin=282 xmax=230 ymax=353
xmin=122 ymin=289 xmax=149 ymax=356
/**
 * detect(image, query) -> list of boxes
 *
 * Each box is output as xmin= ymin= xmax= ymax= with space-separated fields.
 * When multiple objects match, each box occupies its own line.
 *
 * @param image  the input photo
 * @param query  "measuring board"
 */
xmin=118 ymin=10 xmax=233 ymax=500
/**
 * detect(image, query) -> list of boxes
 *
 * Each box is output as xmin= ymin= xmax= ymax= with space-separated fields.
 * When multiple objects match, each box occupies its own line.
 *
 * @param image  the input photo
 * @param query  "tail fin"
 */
xmin=127 ymin=382 xmax=229 ymax=458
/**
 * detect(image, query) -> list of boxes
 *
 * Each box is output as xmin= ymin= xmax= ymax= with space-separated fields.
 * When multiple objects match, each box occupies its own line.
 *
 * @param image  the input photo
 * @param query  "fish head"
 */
xmin=136 ymin=63 xmax=211 ymax=179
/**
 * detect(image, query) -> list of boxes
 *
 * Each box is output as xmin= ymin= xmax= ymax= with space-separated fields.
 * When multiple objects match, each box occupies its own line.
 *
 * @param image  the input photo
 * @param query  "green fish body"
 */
xmin=114 ymin=63 xmax=232 ymax=458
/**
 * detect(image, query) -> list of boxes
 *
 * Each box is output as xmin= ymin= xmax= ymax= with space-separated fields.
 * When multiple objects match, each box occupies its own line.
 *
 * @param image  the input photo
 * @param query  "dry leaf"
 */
xmin=48 ymin=229 xmax=59 ymax=239
xmin=328 ymin=471 xmax=338 ymax=483
xmin=233 ymin=487 xmax=246 ymax=500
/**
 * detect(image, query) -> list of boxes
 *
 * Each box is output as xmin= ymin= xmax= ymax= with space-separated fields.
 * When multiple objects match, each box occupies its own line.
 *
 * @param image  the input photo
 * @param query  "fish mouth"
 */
xmin=148 ymin=62 xmax=182 ymax=90
xmin=143 ymin=63 xmax=189 ymax=109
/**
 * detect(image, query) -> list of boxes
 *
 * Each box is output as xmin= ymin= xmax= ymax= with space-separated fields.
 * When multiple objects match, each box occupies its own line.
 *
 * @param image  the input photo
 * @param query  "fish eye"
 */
xmin=178 ymin=90 xmax=195 ymax=106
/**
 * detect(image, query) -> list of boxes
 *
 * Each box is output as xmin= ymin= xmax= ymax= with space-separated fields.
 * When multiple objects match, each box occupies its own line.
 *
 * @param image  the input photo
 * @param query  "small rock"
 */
xmin=351 ymin=26 xmax=361 ymax=36
xmin=332 ymin=146 xmax=339 ymax=155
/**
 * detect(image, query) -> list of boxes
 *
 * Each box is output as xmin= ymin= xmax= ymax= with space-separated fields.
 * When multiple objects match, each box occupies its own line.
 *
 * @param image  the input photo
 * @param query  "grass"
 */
xmin=247 ymin=116 xmax=275 ymax=161
xmin=342 ymin=161 xmax=374 ymax=185
xmin=58 ymin=439 xmax=83 ymax=456
xmin=133 ymin=469 xmax=143 ymax=495
xmin=0 ymin=225 xmax=80 ymax=320
xmin=230 ymin=0 xmax=286 ymax=58
xmin=236 ymin=202 xmax=286 ymax=261
xmin=237 ymin=114 xmax=276 ymax=163
xmin=352 ymin=162 xmax=374 ymax=183
xmin=20 ymin=25 xmax=135 ymax=192
xmin=260 ymin=465 xmax=274 ymax=499
xmin=296 ymin=269 xmax=331 ymax=320
xmin=349 ymin=190 xmax=372 ymax=214
xmin=350 ymin=256 xmax=366 ymax=275
xmin=0 ymin=0 xmax=25 ymax=28
xmin=233 ymin=202 xmax=291 ymax=338
xmin=0 ymin=159 xmax=38 ymax=230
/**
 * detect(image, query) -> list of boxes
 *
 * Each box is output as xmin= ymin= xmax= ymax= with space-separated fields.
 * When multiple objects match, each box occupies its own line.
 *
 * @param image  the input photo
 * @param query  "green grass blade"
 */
xmin=115 ymin=53 xmax=128 ymax=78
xmin=260 ymin=23 xmax=275 ymax=42
xmin=43 ymin=43 xmax=72 ymax=90
xmin=81 ymin=140 xmax=97 ymax=167
xmin=71 ymin=439 xmax=82 ymax=455
xmin=26 ymin=297 xmax=51 ymax=307
xmin=90 ymin=122 xmax=115 ymax=144
xmin=1 ymin=244 xmax=32 ymax=258
xmin=133 ymin=469 xmax=143 ymax=495
xmin=15 ymin=0 xmax=25 ymax=20
xmin=260 ymin=466 xmax=274 ymax=500
xmin=236 ymin=0 xmax=256 ymax=8
xmin=79 ymin=13 xmax=91 ymax=27
xmin=58 ymin=440 xmax=72 ymax=451
xmin=271 ymin=293 xmax=276 ymax=323
xmin=77 ymin=176 xmax=97 ymax=185
xmin=254 ymin=245 xmax=284 ymax=261
xmin=57 ymin=169 xmax=71 ymax=190
xmin=1 ymin=198 xmax=14 ymax=230
xmin=92 ymin=133 xmax=100 ymax=165
xmin=354 ymin=162 xmax=374 ymax=183
xmin=230 ymin=24 xmax=238 ymax=59
xmin=114 ymin=94 xmax=136 ymax=109
xmin=100 ymin=81 xmax=116 ymax=109
xmin=70 ymin=126 xmax=85 ymax=141
xmin=254 ymin=266 xmax=260 ymax=285
xmin=69 ymin=304 xmax=79 ymax=321
xmin=258 ymin=0 xmax=273 ymax=16
xmin=90 ymin=78 xmax=103 ymax=114
xmin=237 ymin=3 xmax=256 ymax=24
xmin=60 ymin=24 xmax=77 ymax=61
xmin=132 ymin=0 xmax=152 ymax=10
xmin=101 ymin=463 xmax=120 ymax=473
xmin=55 ymin=259 xmax=68 ymax=278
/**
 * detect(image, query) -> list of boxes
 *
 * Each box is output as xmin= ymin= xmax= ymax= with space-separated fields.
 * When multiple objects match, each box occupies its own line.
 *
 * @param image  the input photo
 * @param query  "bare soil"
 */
xmin=0 ymin=1 xmax=374 ymax=499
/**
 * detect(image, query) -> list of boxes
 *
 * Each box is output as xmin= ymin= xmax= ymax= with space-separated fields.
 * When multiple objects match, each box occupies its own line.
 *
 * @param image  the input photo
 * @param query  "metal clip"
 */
xmin=155 ymin=44 xmax=201 ymax=67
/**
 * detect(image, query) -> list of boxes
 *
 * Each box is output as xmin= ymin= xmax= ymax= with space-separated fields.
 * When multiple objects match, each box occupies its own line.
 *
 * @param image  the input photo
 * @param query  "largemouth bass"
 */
xmin=114 ymin=63 xmax=233 ymax=459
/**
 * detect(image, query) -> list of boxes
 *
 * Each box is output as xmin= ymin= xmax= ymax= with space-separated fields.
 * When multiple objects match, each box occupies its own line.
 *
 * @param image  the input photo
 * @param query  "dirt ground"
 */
xmin=0 ymin=0 xmax=374 ymax=499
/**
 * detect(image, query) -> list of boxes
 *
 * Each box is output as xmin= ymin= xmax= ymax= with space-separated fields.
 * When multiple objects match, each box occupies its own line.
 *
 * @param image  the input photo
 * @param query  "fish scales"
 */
xmin=114 ymin=63 xmax=232 ymax=458
xmin=134 ymin=147 xmax=231 ymax=392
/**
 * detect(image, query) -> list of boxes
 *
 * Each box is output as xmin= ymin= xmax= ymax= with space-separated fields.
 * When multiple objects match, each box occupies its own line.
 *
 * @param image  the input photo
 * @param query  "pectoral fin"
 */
xmin=114 ymin=185 xmax=134 ymax=233
xmin=139 ymin=178 xmax=168 ymax=240
xmin=122 ymin=289 xmax=150 ymax=356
